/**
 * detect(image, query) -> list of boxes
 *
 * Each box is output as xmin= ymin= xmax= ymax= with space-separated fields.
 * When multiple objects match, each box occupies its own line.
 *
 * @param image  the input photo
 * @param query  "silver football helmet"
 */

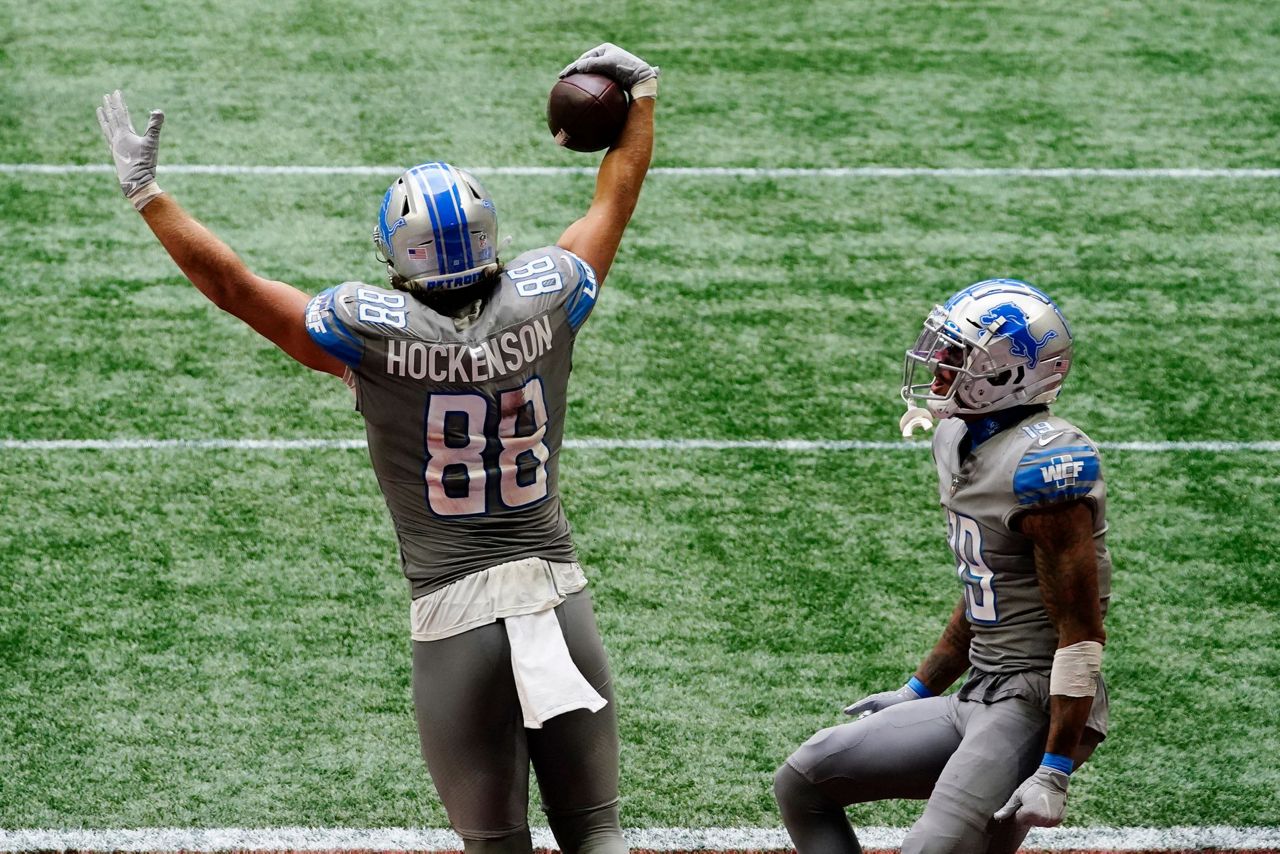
xmin=372 ymin=161 xmax=500 ymax=292
xmin=902 ymin=278 xmax=1073 ymax=422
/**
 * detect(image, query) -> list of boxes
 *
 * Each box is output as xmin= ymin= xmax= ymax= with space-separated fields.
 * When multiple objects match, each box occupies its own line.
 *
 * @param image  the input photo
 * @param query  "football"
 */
xmin=547 ymin=72 xmax=629 ymax=152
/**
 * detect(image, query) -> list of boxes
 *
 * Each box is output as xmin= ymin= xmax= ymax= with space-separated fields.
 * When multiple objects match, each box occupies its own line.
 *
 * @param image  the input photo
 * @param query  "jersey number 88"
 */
xmin=423 ymin=377 xmax=551 ymax=516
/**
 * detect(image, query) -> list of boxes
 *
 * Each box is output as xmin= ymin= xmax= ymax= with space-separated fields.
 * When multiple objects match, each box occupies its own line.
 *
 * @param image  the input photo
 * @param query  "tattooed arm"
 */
xmin=1021 ymin=500 xmax=1107 ymax=758
xmin=912 ymin=596 xmax=976 ymax=694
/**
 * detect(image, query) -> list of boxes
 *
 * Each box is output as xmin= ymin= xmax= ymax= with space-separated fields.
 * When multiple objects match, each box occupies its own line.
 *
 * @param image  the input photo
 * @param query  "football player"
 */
xmin=97 ymin=42 xmax=658 ymax=854
xmin=774 ymin=280 xmax=1111 ymax=854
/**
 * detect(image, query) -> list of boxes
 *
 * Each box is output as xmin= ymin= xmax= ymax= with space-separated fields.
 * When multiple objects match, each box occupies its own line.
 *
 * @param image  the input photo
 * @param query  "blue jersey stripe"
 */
xmin=1014 ymin=448 xmax=1101 ymax=506
xmin=1016 ymin=484 xmax=1095 ymax=505
xmin=1019 ymin=444 xmax=1096 ymax=462
xmin=305 ymin=288 xmax=364 ymax=367
xmin=563 ymin=253 xmax=599 ymax=331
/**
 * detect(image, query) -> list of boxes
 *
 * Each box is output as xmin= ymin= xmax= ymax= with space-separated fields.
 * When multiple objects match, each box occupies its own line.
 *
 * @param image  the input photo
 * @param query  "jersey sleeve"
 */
xmin=504 ymin=247 xmax=600 ymax=333
xmin=305 ymin=283 xmax=366 ymax=368
xmin=1010 ymin=434 xmax=1103 ymax=510
xmin=559 ymin=249 xmax=600 ymax=331
xmin=306 ymin=281 xmax=416 ymax=370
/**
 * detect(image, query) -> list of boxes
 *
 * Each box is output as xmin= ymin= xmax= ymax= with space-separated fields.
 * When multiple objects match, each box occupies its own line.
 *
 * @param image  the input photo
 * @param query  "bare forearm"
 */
xmin=557 ymin=97 xmax=654 ymax=281
xmin=140 ymin=193 xmax=250 ymax=309
xmin=136 ymin=192 xmax=344 ymax=376
xmin=1022 ymin=502 xmax=1107 ymax=762
xmin=1045 ymin=694 xmax=1093 ymax=757
xmin=914 ymin=597 xmax=974 ymax=694
xmin=593 ymin=97 xmax=654 ymax=217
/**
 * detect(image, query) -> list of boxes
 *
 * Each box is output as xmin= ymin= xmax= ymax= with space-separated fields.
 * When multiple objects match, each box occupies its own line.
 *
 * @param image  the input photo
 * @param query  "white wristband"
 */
xmin=129 ymin=181 xmax=164 ymax=211
xmin=1049 ymin=640 xmax=1103 ymax=697
xmin=630 ymin=77 xmax=658 ymax=100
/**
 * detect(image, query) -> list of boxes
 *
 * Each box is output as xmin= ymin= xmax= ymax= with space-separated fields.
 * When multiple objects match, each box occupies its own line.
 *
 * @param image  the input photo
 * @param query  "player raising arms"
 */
xmin=97 ymin=42 xmax=656 ymax=854
xmin=774 ymin=280 xmax=1112 ymax=854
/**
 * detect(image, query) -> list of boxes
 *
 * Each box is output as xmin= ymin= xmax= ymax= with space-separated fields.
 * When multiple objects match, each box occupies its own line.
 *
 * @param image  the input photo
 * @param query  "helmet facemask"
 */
xmin=902 ymin=308 xmax=988 ymax=419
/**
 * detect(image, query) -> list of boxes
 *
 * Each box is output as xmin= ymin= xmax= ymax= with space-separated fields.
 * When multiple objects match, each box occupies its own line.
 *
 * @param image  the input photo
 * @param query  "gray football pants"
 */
xmin=775 ymin=693 xmax=1051 ymax=854
xmin=412 ymin=590 xmax=625 ymax=854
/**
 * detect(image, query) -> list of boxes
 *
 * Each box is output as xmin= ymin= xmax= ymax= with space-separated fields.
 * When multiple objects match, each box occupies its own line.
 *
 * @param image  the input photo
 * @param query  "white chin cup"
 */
xmin=899 ymin=407 xmax=935 ymax=438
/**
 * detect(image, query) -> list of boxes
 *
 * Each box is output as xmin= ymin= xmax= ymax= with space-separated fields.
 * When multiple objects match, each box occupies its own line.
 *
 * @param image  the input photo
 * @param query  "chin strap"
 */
xmin=899 ymin=406 xmax=935 ymax=438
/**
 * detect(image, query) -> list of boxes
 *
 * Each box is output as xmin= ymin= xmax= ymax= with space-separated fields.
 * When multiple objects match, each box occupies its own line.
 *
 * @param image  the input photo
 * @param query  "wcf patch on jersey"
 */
xmin=1040 ymin=454 xmax=1086 ymax=489
xmin=1013 ymin=444 xmax=1100 ymax=506
xmin=305 ymin=292 xmax=332 ymax=335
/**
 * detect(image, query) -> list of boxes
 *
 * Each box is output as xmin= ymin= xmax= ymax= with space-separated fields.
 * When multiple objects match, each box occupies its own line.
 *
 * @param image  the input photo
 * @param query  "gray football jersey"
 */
xmin=932 ymin=408 xmax=1113 ymax=674
xmin=304 ymin=246 xmax=600 ymax=598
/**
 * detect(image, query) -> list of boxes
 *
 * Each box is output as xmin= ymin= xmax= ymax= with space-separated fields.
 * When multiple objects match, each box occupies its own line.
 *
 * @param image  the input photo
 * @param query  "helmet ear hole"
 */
xmin=989 ymin=366 xmax=1024 ymax=387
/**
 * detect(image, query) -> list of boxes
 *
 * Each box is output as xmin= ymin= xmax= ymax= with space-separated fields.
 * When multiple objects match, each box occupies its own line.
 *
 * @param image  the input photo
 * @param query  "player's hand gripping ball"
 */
xmin=546 ymin=73 xmax=629 ymax=152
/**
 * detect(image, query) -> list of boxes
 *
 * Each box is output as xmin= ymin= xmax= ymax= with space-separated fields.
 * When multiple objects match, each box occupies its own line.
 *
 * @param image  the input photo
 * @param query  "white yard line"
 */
xmin=3 ymin=163 xmax=1280 ymax=179
xmin=2 ymin=825 xmax=1279 ymax=851
xmin=2 ymin=438 xmax=1279 ymax=453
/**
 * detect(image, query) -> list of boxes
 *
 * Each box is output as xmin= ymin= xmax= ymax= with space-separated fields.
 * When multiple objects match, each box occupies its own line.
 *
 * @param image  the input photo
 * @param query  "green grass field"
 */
xmin=3 ymin=0 xmax=1279 ymax=834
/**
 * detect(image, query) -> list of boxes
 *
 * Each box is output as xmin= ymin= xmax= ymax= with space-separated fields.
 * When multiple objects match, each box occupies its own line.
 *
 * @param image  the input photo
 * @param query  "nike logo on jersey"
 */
xmin=1036 ymin=431 xmax=1067 ymax=446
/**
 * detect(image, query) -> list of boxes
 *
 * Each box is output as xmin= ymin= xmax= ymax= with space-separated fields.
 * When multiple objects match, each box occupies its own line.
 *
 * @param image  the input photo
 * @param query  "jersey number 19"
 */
xmin=946 ymin=510 xmax=999 ymax=624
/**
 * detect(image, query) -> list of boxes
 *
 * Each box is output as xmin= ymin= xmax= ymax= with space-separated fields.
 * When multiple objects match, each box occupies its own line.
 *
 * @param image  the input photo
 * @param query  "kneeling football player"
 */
xmin=775 ymin=279 xmax=1111 ymax=854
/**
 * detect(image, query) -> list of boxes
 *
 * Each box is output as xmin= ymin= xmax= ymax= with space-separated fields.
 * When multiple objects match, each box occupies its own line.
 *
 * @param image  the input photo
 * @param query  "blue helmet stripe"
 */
xmin=437 ymin=164 xmax=474 ymax=269
xmin=944 ymin=278 xmax=1058 ymax=311
xmin=420 ymin=162 xmax=470 ymax=274
xmin=409 ymin=166 xmax=449 ymax=275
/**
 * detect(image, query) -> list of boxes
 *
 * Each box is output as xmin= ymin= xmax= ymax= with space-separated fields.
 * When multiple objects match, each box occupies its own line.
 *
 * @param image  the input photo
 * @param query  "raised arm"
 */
xmin=555 ymin=44 xmax=657 ymax=285
xmin=96 ymin=91 xmax=345 ymax=378
xmin=995 ymin=500 xmax=1106 ymax=828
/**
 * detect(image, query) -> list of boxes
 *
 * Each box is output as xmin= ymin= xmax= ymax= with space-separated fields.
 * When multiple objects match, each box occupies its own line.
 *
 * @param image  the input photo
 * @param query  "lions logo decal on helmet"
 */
xmin=901 ymin=279 xmax=1073 ymax=426
xmin=979 ymin=302 xmax=1058 ymax=369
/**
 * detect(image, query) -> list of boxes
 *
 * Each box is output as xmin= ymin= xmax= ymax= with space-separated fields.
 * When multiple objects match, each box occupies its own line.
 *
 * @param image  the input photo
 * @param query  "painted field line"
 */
xmin=3 ymin=826 xmax=1280 ymax=851
xmin=4 ymin=163 xmax=1280 ymax=179
xmin=2 ymin=438 xmax=1279 ymax=453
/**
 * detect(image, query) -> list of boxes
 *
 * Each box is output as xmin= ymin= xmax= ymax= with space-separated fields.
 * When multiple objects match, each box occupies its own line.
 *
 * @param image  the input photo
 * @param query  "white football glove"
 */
xmin=560 ymin=43 xmax=659 ymax=98
xmin=843 ymin=680 xmax=927 ymax=719
xmin=994 ymin=764 xmax=1070 ymax=827
xmin=96 ymin=90 xmax=165 ymax=209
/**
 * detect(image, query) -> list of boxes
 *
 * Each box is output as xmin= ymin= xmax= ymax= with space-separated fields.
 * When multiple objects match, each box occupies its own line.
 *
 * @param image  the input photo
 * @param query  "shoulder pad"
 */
xmin=305 ymin=283 xmax=364 ymax=367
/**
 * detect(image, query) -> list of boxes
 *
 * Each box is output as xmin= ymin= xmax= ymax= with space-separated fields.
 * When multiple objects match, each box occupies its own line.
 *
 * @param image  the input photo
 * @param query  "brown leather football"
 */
xmin=547 ymin=73 xmax=629 ymax=152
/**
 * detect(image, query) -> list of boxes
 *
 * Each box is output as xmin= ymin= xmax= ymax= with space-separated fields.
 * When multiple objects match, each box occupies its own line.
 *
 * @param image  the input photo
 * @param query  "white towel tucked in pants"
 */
xmin=503 ymin=607 xmax=607 ymax=728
